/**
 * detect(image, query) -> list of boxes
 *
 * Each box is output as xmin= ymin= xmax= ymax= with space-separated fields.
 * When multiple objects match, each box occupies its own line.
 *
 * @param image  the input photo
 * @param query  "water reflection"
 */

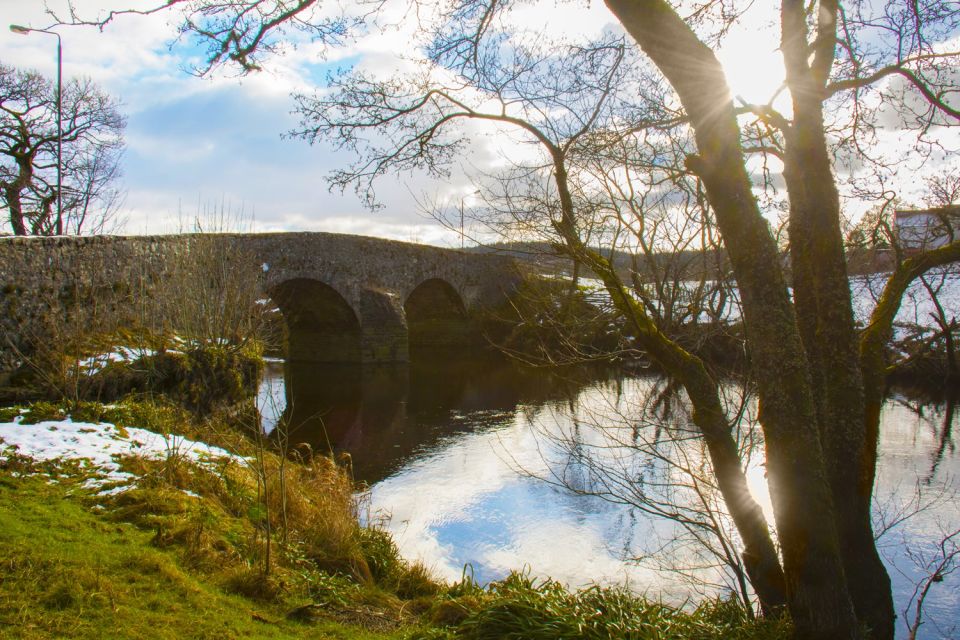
xmin=259 ymin=357 xmax=600 ymax=483
xmin=887 ymin=390 xmax=956 ymax=484
xmin=258 ymin=360 xmax=959 ymax=638
xmin=873 ymin=391 xmax=960 ymax=639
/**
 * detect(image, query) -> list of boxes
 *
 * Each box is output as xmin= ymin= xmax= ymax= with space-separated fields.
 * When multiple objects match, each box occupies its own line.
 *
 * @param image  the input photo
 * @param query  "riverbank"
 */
xmin=0 ymin=400 xmax=790 ymax=639
xmin=0 ymin=474 xmax=401 ymax=640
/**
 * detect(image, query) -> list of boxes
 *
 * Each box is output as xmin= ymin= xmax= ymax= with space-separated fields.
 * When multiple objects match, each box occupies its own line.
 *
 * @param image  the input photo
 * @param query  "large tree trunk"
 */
xmin=4 ymin=186 xmax=26 ymax=235
xmin=778 ymin=3 xmax=894 ymax=637
xmin=782 ymin=106 xmax=895 ymax=640
xmin=604 ymin=1 xmax=860 ymax=637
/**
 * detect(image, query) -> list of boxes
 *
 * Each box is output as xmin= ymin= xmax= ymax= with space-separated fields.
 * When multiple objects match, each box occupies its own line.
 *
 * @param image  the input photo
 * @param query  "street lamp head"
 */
xmin=9 ymin=24 xmax=32 ymax=35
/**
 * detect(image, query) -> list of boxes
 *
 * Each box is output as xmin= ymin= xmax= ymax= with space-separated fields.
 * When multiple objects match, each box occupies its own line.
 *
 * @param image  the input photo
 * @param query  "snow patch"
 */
xmin=0 ymin=418 xmax=239 ymax=493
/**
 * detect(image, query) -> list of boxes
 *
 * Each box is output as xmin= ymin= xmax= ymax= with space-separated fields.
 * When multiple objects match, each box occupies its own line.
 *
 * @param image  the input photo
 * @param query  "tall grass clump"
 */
xmin=417 ymin=571 xmax=790 ymax=640
xmin=356 ymin=527 xmax=442 ymax=599
xmin=266 ymin=453 xmax=364 ymax=573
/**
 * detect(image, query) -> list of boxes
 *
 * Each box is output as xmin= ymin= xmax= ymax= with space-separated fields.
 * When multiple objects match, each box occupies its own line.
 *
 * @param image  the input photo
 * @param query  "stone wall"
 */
xmin=0 ymin=233 xmax=520 ymax=376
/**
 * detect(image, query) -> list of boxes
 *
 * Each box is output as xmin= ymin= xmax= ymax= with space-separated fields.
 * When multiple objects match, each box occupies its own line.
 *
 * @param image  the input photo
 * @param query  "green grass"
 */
xmin=0 ymin=473 xmax=404 ymax=640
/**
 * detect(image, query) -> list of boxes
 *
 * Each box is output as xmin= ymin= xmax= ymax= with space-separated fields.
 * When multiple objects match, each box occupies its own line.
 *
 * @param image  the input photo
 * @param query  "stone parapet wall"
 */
xmin=0 ymin=233 xmax=520 ymax=374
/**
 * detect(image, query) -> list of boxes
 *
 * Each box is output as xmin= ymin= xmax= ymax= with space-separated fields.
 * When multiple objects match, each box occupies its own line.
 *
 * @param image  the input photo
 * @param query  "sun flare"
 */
xmin=717 ymin=37 xmax=786 ymax=105
xmin=714 ymin=7 xmax=785 ymax=106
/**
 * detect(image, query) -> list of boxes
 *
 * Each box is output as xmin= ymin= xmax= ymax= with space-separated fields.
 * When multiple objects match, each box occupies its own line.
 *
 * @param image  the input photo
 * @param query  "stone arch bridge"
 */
xmin=0 ymin=233 xmax=520 ymax=371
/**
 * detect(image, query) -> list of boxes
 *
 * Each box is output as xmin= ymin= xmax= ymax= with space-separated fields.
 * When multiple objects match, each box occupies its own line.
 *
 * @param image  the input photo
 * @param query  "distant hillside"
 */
xmin=468 ymin=242 xmax=894 ymax=281
xmin=466 ymin=241 xmax=728 ymax=281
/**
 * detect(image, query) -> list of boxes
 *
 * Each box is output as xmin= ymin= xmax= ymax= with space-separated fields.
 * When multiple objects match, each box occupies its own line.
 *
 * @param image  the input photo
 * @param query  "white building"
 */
xmin=894 ymin=206 xmax=959 ymax=252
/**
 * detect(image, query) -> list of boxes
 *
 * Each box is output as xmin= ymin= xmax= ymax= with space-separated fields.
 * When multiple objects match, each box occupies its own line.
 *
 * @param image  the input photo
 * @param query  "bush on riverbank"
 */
xmin=484 ymin=277 xmax=627 ymax=364
xmin=487 ymin=276 xmax=751 ymax=372
xmin=97 ymin=345 xmax=263 ymax=413
xmin=0 ymin=334 xmax=263 ymax=413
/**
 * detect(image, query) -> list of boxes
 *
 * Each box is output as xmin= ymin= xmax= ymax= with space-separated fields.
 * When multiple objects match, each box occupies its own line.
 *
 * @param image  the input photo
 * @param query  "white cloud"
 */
xmin=0 ymin=0 xmax=463 ymax=242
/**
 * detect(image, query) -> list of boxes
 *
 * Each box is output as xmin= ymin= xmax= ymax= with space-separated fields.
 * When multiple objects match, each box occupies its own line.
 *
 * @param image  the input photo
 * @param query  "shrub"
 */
xmin=87 ymin=344 xmax=263 ymax=414
xmin=484 ymin=277 xmax=624 ymax=364
xmin=148 ymin=346 xmax=262 ymax=414
xmin=3 ymin=324 xmax=264 ymax=413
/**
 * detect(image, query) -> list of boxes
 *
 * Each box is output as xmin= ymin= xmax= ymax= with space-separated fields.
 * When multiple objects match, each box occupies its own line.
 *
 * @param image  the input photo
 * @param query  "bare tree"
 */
xmin=0 ymin=62 xmax=125 ymax=236
xmin=291 ymin=34 xmax=791 ymax=617
xmin=55 ymin=1 xmax=960 ymax=638
xmin=291 ymin=6 xmax=960 ymax=637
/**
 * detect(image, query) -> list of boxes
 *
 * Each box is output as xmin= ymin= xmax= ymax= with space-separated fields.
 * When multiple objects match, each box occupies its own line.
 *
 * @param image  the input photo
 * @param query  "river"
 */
xmin=259 ymin=357 xmax=959 ymax=639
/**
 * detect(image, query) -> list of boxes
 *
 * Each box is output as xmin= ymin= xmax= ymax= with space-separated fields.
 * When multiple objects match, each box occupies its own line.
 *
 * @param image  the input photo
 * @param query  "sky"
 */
xmin=1 ymin=1 xmax=954 ymax=245
xmin=0 ymin=1 xmax=427 ymax=241
xmin=0 ymin=0 xmax=625 ymax=245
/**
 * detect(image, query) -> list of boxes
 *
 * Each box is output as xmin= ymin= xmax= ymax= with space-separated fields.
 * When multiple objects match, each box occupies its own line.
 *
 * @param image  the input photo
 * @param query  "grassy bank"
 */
xmin=0 ymin=400 xmax=791 ymax=639
xmin=0 ymin=473 xmax=402 ymax=640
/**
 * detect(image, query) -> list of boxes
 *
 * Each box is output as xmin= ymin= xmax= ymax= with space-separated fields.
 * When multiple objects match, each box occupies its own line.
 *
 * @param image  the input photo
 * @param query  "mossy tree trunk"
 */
xmin=604 ymin=1 xmax=861 ymax=637
xmin=549 ymin=144 xmax=790 ymax=613
xmin=778 ymin=2 xmax=894 ymax=636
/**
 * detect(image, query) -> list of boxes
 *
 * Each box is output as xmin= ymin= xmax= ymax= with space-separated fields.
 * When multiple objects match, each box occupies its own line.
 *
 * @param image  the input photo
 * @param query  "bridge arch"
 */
xmin=404 ymin=278 xmax=474 ymax=357
xmin=0 ymin=233 xmax=521 ymax=372
xmin=268 ymin=278 xmax=361 ymax=363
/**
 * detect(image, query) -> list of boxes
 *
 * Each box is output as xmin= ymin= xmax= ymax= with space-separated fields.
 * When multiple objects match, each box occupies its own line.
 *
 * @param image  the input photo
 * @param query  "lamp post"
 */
xmin=10 ymin=24 xmax=63 ymax=235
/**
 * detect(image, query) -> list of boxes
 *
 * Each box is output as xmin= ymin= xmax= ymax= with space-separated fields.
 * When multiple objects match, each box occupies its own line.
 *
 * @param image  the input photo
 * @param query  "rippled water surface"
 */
xmin=259 ymin=358 xmax=959 ymax=638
